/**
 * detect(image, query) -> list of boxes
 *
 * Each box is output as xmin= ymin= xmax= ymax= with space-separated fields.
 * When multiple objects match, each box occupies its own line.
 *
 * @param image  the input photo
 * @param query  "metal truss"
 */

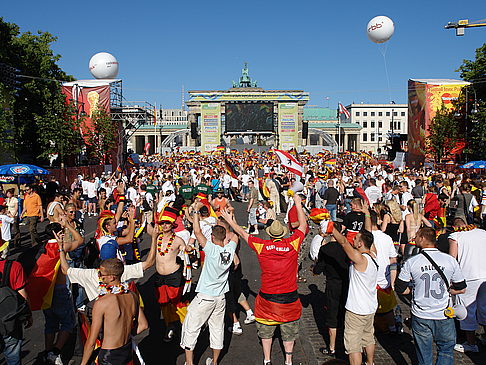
xmin=111 ymin=101 xmax=156 ymax=142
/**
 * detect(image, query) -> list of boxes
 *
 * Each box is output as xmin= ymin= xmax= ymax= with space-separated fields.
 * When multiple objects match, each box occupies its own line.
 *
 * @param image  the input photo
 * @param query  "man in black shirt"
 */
xmin=342 ymin=198 xmax=366 ymax=244
xmin=313 ymin=222 xmax=348 ymax=355
xmin=322 ymin=180 xmax=340 ymax=221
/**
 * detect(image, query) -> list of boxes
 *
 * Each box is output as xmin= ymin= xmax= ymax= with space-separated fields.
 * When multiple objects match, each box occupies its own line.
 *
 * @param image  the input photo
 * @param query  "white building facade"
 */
xmin=347 ymin=103 xmax=407 ymax=154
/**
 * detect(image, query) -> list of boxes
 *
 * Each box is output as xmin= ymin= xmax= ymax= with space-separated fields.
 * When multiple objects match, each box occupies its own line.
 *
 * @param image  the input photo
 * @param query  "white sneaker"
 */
xmin=454 ymin=342 xmax=479 ymax=353
xmin=244 ymin=313 xmax=255 ymax=324
xmin=206 ymin=358 xmax=215 ymax=365
xmin=47 ymin=352 xmax=63 ymax=365
xmin=253 ymin=230 xmax=259 ymax=235
xmin=230 ymin=323 xmax=243 ymax=335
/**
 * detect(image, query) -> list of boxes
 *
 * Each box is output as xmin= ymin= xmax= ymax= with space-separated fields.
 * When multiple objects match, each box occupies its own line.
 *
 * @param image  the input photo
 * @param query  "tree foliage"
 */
xmin=85 ymin=109 xmax=118 ymax=164
xmin=457 ymin=43 xmax=486 ymax=159
xmin=426 ymin=105 xmax=459 ymax=162
xmin=0 ymin=18 xmax=75 ymax=163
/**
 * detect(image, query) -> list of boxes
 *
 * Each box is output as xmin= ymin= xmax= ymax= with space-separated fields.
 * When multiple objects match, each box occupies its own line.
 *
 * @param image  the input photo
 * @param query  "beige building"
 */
xmin=347 ymin=103 xmax=407 ymax=153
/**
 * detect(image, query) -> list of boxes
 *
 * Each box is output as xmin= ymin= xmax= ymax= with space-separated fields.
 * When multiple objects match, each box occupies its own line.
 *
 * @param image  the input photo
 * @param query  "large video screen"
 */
xmin=225 ymin=103 xmax=274 ymax=132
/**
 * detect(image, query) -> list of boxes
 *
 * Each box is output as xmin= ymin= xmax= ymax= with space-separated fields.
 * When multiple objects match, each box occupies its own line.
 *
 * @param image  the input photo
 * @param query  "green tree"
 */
xmin=457 ymin=43 xmax=486 ymax=159
xmin=426 ymin=105 xmax=460 ymax=162
xmin=0 ymin=18 xmax=75 ymax=164
xmin=86 ymin=109 xmax=118 ymax=164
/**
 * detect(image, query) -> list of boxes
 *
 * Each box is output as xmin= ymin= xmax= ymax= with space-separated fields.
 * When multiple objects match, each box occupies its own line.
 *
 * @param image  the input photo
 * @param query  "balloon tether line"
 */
xmin=379 ymin=44 xmax=392 ymax=103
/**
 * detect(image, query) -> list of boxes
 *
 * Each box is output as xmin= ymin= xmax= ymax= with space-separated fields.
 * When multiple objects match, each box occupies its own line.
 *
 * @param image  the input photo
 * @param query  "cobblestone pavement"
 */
xmin=297 ymin=226 xmax=484 ymax=365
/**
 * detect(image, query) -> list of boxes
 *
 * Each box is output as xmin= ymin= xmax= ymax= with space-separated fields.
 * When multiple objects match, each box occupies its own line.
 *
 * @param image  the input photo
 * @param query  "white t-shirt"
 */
xmin=196 ymin=240 xmax=237 ymax=297
xmin=372 ymin=230 xmax=397 ymax=289
xmin=86 ymin=182 xmax=97 ymax=199
xmin=191 ymin=216 xmax=218 ymax=241
xmin=81 ymin=180 xmax=90 ymax=195
xmin=241 ymin=174 xmax=250 ymax=186
xmin=0 ymin=214 xmax=14 ymax=241
xmin=398 ymin=248 xmax=465 ymax=320
xmin=68 ymin=262 xmax=143 ymax=301
xmin=365 ymin=186 xmax=382 ymax=205
xmin=223 ymin=174 xmax=232 ymax=189
xmin=449 ymin=228 xmax=486 ymax=281
xmin=126 ymin=187 xmax=139 ymax=206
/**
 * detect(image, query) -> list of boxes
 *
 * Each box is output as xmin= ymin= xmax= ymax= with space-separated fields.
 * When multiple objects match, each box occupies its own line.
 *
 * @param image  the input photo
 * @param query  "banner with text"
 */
xmin=201 ymin=103 xmax=221 ymax=154
xmin=278 ymin=103 xmax=299 ymax=150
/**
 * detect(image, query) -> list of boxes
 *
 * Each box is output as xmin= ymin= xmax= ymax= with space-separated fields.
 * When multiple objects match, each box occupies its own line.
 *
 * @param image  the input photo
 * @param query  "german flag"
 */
xmin=324 ymin=158 xmax=336 ymax=165
xmin=26 ymin=240 xmax=61 ymax=310
xmin=254 ymin=291 xmax=302 ymax=325
xmin=216 ymin=145 xmax=225 ymax=153
xmin=317 ymin=152 xmax=326 ymax=158
xmin=195 ymin=192 xmax=217 ymax=218
xmin=127 ymin=155 xmax=135 ymax=166
xmin=361 ymin=151 xmax=372 ymax=159
xmin=224 ymin=158 xmax=238 ymax=179
xmin=259 ymin=178 xmax=270 ymax=199
xmin=230 ymin=148 xmax=238 ymax=154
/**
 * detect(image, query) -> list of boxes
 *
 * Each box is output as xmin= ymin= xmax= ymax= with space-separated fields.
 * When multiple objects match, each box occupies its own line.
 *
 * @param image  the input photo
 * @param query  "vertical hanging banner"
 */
xmin=278 ymin=103 xmax=299 ymax=150
xmin=200 ymin=103 xmax=221 ymax=154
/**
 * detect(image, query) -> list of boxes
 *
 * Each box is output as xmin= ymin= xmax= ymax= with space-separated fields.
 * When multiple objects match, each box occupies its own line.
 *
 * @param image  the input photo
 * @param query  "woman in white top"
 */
xmin=5 ymin=188 xmax=20 ymax=246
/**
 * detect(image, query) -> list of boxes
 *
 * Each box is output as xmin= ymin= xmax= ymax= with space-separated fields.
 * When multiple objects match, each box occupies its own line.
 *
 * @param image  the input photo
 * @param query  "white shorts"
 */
xmin=180 ymin=292 xmax=226 ymax=351
xmin=459 ymin=279 xmax=486 ymax=331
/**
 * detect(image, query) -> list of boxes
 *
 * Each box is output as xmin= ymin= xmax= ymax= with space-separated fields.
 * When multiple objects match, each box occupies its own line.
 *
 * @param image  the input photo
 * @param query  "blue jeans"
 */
xmin=411 ymin=316 xmax=455 ymax=365
xmin=325 ymin=204 xmax=337 ymax=222
xmin=1 ymin=335 xmax=22 ymax=365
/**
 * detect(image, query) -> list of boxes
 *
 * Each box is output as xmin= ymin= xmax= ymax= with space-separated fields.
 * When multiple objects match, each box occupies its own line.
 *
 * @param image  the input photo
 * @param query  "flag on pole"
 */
xmin=224 ymin=158 xmax=238 ymax=179
xmin=273 ymin=149 xmax=303 ymax=177
xmin=338 ymin=103 xmax=351 ymax=119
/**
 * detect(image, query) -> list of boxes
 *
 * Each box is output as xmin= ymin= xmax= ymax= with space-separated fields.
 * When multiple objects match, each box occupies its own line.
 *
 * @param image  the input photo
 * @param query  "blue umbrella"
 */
xmin=460 ymin=160 xmax=486 ymax=169
xmin=0 ymin=164 xmax=50 ymax=216
xmin=0 ymin=164 xmax=50 ymax=176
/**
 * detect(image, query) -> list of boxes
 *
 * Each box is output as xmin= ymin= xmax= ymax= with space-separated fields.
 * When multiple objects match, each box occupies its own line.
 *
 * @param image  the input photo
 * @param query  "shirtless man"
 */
xmin=153 ymin=206 xmax=187 ymax=342
xmin=80 ymin=259 xmax=148 ymax=365
xmin=211 ymin=189 xmax=232 ymax=218
xmin=46 ymin=193 xmax=65 ymax=223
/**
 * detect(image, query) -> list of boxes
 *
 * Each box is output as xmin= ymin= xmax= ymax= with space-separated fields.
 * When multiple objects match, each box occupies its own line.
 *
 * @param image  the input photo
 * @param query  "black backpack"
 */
xmin=0 ymin=260 xmax=30 ymax=336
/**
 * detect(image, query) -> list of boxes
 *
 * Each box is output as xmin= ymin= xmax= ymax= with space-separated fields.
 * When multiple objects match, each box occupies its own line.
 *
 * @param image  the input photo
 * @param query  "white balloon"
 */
xmin=89 ymin=52 xmax=119 ymax=79
xmin=366 ymin=16 xmax=394 ymax=44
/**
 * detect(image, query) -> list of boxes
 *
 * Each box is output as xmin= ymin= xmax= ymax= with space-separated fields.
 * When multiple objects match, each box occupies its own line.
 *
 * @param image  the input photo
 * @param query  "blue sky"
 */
xmin=3 ymin=0 xmax=485 ymax=108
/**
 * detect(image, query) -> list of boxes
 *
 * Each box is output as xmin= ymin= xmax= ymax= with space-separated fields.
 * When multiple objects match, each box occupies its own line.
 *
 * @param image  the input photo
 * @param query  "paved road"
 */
xmin=3 ymin=202 xmax=485 ymax=364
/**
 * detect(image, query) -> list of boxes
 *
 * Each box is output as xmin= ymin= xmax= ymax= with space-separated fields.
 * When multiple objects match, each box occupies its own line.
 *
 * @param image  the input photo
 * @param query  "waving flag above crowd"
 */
xmin=273 ymin=149 xmax=303 ymax=177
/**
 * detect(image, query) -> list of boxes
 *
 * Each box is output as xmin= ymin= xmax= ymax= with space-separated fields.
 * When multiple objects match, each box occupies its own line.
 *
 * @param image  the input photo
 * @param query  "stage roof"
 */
xmin=62 ymin=79 xmax=121 ymax=87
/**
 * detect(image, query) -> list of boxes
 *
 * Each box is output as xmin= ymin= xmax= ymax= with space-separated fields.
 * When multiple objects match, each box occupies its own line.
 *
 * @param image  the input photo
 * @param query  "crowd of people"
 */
xmin=0 ymin=149 xmax=485 ymax=365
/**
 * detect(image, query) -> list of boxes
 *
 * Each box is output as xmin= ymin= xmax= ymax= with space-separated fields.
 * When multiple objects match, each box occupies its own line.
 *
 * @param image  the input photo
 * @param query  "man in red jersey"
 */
xmin=221 ymin=194 xmax=307 ymax=365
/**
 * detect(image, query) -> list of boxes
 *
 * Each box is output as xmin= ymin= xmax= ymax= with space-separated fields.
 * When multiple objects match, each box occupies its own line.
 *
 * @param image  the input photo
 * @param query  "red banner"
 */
xmin=62 ymin=83 xmax=111 ymax=143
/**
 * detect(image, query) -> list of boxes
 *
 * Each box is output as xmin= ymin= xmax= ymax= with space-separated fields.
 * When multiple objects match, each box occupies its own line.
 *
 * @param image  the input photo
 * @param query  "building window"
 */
xmin=371 ymin=121 xmax=375 ymax=128
xmin=356 ymin=112 xmax=360 ymax=116
xmin=393 ymin=111 xmax=398 ymax=116
xmin=370 ymin=133 xmax=375 ymax=142
xmin=363 ymin=133 xmax=367 ymax=142
xmin=371 ymin=112 xmax=375 ymax=116
xmin=363 ymin=121 xmax=367 ymax=128
xmin=355 ymin=120 xmax=359 ymax=125
xmin=378 ymin=112 xmax=383 ymax=116
xmin=378 ymin=121 xmax=382 ymax=128
xmin=386 ymin=112 xmax=390 ymax=116
xmin=395 ymin=121 xmax=401 ymax=130
xmin=363 ymin=112 xmax=368 ymax=116
xmin=401 ymin=112 xmax=405 ymax=116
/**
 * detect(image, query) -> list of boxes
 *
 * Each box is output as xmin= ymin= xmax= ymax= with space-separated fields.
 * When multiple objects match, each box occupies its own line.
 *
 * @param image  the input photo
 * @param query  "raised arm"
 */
xmin=331 ymin=226 xmax=365 ymax=267
xmin=142 ymin=225 xmax=158 ymax=271
xmin=192 ymin=202 xmax=208 ymax=248
xmin=220 ymin=208 xmax=249 ymax=243
xmin=293 ymin=194 xmax=308 ymax=235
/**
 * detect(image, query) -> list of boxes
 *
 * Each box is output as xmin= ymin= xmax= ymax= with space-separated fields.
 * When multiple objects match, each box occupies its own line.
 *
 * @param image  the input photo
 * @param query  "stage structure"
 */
xmin=186 ymin=64 xmax=309 ymax=153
